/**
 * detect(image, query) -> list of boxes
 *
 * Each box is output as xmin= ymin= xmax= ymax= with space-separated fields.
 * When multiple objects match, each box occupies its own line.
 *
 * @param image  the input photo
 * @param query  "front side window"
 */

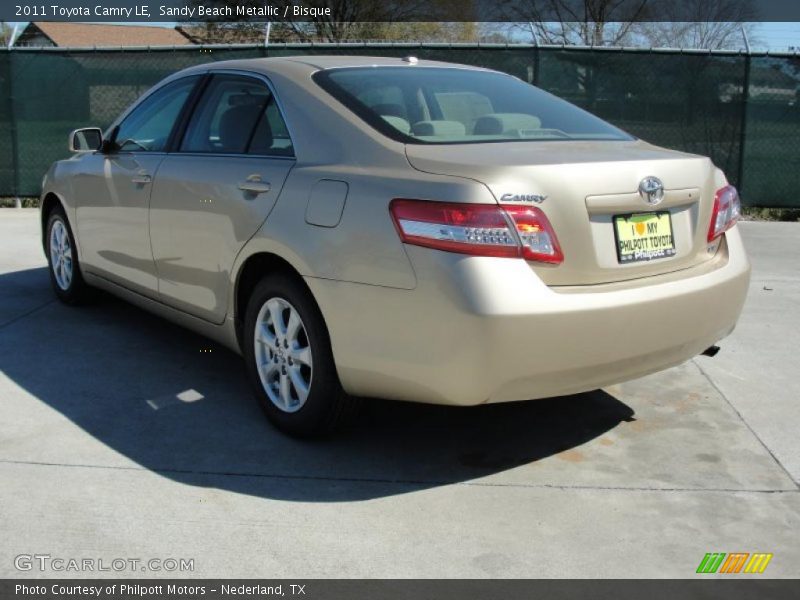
xmin=114 ymin=76 xmax=199 ymax=153
xmin=180 ymin=74 xmax=294 ymax=156
xmin=314 ymin=67 xmax=633 ymax=144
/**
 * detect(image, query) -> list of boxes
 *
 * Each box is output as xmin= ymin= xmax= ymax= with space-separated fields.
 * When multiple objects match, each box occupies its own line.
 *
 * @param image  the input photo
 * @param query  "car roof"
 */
xmin=176 ymin=55 xmax=493 ymax=78
xmin=271 ymin=55 xmax=489 ymax=70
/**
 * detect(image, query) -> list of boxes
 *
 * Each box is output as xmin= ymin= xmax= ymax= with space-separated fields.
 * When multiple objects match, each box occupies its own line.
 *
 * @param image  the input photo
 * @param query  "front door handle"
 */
xmin=132 ymin=172 xmax=152 ymax=185
xmin=238 ymin=174 xmax=271 ymax=194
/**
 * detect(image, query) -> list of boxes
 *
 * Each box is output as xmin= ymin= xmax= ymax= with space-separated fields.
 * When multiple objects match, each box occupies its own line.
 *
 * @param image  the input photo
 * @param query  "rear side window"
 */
xmin=313 ymin=67 xmax=633 ymax=145
xmin=180 ymin=74 xmax=294 ymax=156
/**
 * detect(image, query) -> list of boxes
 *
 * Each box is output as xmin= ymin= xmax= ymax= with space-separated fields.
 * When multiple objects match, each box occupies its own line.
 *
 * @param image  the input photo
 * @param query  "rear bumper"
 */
xmin=305 ymin=227 xmax=750 ymax=406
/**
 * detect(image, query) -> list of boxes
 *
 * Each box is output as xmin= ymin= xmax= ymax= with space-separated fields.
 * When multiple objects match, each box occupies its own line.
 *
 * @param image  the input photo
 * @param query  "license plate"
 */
xmin=613 ymin=212 xmax=676 ymax=264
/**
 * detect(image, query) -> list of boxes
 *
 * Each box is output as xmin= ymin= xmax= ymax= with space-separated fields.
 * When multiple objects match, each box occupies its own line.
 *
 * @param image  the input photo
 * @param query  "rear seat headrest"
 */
xmin=411 ymin=120 xmax=467 ymax=137
xmin=473 ymin=113 xmax=542 ymax=135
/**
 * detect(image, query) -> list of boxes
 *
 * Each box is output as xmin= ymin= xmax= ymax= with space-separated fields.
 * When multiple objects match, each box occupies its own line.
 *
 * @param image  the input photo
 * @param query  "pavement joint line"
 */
xmin=0 ymin=298 xmax=55 ymax=330
xmin=692 ymin=357 xmax=800 ymax=490
xmin=0 ymin=458 xmax=797 ymax=495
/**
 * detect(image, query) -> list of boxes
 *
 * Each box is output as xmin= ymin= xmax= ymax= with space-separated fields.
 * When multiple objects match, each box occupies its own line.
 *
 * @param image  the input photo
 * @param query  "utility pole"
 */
xmin=736 ymin=24 xmax=751 ymax=193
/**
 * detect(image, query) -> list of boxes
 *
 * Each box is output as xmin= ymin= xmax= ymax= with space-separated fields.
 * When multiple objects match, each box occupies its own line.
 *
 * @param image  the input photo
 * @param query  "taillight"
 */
xmin=389 ymin=199 xmax=563 ymax=264
xmin=708 ymin=185 xmax=741 ymax=242
xmin=503 ymin=204 xmax=563 ymax=264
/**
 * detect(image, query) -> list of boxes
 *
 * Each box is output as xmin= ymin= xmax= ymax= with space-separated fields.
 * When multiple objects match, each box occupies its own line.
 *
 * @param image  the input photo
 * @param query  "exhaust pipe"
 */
xmin=701 ymin=345 xmax=720 ymax=357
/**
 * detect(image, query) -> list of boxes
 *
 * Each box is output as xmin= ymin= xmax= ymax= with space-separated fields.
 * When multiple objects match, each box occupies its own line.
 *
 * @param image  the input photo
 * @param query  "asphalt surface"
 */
xmin=0 ymin=209 xmax=798 ymax=578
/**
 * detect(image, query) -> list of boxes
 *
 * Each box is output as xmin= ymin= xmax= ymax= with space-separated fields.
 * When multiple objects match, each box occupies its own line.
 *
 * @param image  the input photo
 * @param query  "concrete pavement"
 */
xmin=0 ymin=209 xmax=798 ymax=578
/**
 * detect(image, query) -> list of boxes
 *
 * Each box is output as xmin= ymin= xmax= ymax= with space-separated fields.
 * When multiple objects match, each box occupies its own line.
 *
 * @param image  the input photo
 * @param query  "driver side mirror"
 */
xmin=69 ymin=128 xmax=103 ymax=152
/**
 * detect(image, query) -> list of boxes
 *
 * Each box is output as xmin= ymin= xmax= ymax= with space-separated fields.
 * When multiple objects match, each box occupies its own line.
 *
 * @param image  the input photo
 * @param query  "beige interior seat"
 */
xmin=473 ymin=113 xmax=542 ymax=136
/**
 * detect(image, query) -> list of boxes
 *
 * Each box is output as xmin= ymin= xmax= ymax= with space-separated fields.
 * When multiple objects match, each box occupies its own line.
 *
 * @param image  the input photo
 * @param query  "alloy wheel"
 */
xmin=254 ymin=297 xmax=313 ymax=413
xmin=49 ymin=219 xmax=73 ymax=291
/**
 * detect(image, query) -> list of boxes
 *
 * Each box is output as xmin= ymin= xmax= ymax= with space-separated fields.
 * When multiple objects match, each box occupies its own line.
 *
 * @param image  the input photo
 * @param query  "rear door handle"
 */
xmin=132 ymin=172 xmax=152 ymax=185
xmin=238 ymin=175 xmax=271 ymax=194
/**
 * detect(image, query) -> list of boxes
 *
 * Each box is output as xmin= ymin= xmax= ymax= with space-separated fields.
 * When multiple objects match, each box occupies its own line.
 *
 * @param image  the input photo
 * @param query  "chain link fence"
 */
xmin=0 ymin=43 xmax=797 ymax=207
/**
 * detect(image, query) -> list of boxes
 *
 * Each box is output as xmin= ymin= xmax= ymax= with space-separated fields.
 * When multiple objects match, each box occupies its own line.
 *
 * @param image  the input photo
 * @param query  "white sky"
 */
xmin=756 ymin=22 xmax=800 ymax=50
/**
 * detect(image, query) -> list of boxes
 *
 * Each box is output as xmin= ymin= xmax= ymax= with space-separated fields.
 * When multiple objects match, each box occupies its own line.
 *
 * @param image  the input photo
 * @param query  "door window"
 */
xmin=181 ymin=75 xmax=294 ymax=157
xmin=114 ymin=76 xmax=199 ymax=153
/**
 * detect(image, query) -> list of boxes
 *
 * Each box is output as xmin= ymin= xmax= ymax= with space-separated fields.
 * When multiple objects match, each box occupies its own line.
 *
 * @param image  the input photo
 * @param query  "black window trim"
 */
xmin=171 ymin=69 xmax=297 ymax=160
xmin=166 ymin=73 xmax=212 ymax=153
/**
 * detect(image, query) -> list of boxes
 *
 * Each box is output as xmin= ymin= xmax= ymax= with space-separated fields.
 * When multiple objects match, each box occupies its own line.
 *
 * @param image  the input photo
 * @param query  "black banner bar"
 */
xmin=3 ymin=580 xmax=800 ymax=600
xmin=4 ymin=0 xmax=800 ymax=23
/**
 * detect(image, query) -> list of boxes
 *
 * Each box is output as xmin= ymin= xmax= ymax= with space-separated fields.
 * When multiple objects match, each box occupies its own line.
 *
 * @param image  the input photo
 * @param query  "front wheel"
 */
xmin=243 ymin=274 xmax=356 ymax=437
xmin=46 ymin=207 xmax=91 ymax=304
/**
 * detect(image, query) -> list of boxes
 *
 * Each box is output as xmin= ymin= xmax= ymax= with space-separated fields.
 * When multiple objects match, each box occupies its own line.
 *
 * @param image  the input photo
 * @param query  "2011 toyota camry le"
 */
xmin=40 ymin=56 xmax=750 ymax=437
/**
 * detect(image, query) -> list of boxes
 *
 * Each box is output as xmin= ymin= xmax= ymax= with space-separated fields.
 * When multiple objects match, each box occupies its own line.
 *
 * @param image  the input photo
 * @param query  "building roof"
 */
xmin=21 ymin=22 xmax=193 ymax=47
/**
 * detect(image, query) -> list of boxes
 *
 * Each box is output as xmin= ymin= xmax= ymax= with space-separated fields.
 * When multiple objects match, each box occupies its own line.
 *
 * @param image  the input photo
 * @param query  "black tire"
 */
xmin=243 ymin=274 xmax=357 ymax=437
xmin=45 ymin=206 xmax=91 ymax=305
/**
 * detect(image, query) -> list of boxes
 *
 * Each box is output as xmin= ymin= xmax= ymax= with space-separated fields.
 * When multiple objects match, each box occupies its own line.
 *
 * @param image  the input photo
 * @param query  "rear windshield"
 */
xmin=313 ymin=66 xmax=633 ymax=145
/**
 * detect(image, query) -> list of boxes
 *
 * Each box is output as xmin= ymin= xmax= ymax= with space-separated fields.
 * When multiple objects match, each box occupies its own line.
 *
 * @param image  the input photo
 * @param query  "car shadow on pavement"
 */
xmin=0 ymin=267 xmax=635 ymax=502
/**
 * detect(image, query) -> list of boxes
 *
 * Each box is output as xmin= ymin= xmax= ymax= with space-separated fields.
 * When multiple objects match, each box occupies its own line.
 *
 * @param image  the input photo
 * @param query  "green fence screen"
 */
xmin=0 ymin=51 xmax=14 ymax=196
xmin=1 ymin=44 xmax=798 ymax=207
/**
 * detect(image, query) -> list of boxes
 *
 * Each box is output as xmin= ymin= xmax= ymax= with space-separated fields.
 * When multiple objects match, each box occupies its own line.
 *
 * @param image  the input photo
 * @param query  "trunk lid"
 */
xmin=405 ymin=139 xmax=719 ymax=286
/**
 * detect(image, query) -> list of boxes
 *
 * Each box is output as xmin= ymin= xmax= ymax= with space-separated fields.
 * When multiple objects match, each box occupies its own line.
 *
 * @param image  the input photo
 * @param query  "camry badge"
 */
xmin=500 ymin=193 xmax=548 ymax=204
xmin=639 ymin=176 xmax=665 ymax=205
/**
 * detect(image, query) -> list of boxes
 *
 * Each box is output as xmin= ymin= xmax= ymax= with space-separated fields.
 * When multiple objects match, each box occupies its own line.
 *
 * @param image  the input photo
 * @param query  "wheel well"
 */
xmin=40 ymin=193 xmax=64 ymax=248
xmin=41 ymin=192 xmax=63 ymax=223
xmin=234 ymin=253 xmax=310 ymax=349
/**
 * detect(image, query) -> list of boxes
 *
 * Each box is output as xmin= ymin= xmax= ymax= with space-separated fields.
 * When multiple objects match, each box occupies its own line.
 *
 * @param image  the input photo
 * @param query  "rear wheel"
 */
xmin=243 ymin=274 xmax=356 ymax=437
xmin=46 ymin=207 xmax=91 ymax=304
